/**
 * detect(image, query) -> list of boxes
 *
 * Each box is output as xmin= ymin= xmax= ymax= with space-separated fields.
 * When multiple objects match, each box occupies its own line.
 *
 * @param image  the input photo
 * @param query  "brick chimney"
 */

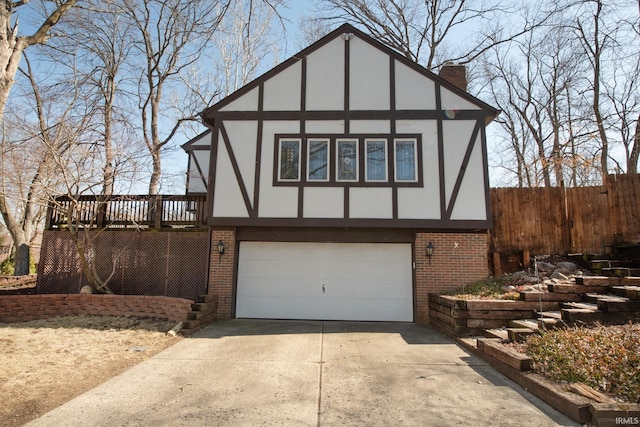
xmin=439 ymin=62 xmax=467 ymax=92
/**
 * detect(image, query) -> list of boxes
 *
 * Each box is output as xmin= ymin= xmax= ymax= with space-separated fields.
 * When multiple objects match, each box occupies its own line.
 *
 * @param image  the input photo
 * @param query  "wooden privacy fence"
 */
xmin=490 ymin=174 xmax=640 ymax=255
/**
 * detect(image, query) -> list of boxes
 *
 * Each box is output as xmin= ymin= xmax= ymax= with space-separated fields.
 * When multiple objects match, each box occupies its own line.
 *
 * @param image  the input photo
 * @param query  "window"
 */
xmin=394 ymin=139 xmax=417 ymax=182
xmin=278 ymin=139 xmax=300 ymax=181
xmin=274 ymin=133 xmax=421 ymax=187
xmin=365 ymin=139 xmax=387 ymax=181
xmin=337 ymin=139 xmax=358 ymax=181
xmin=308 ymin=139 xmax=329 ymax=181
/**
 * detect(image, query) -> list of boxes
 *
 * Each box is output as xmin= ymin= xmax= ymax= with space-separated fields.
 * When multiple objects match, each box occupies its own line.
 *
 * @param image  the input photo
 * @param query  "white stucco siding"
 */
xmin=213 ymin=132 xmax=250 ymax=218
xmin=306 ymin=37 xmax=345 ymax=111
xmin=258 ymin=121 xmax=300 ymax=218
xmin=187 ymin=150 xmax=208 ymax=193
xmin=349 ymin=188 xmax=393 ymax=218
xmin=224 ymin=120 xmax=257 ymax=198
xmin=219 ymin=86 xmax=260 ymax=112
xmin=443 ymin=120 xmax=476 ymax=207
xmin=263 ymin=61 xmax=302 ymax=111
xmin=440 ymin=87 xmax=480 ymax=112
xmin=303 ymin=187 xmax=344 ymax=218
xmin=305 ymin=120 xmax=345 ymax=134
xmin=189 ymin=132 xmax=211 ymax=146
xmin=396 ymin=120 xmax=441 ymax=219
xmin=450 ymin=136 xmax=487 ymax=220
xmin=349 ymin=120 xmax=390 ymax=134
xmin=395 ymin=60 xmax=437 ymax=110
xmin=349 ymin=37 xmax=390 ymax=110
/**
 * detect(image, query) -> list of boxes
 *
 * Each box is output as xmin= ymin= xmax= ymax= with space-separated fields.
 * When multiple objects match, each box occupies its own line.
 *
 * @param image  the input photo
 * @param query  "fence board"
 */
xmin=491 ymin=174 xmax=640 ymax=255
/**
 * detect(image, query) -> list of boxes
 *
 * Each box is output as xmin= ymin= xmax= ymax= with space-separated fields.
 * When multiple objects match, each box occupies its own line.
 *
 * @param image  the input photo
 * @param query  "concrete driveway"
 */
xmin=28 ymin=320 xmax=577 ymax=426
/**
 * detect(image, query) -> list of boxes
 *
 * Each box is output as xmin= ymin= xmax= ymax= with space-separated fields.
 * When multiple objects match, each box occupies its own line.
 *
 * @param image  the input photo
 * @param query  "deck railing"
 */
xmin=46 ymin=195 xmax=207 ymax=230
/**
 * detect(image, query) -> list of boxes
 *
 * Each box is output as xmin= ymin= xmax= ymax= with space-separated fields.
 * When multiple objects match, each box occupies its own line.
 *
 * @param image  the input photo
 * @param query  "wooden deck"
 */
xmin=46 ymin=195 xmax=207 ymax=230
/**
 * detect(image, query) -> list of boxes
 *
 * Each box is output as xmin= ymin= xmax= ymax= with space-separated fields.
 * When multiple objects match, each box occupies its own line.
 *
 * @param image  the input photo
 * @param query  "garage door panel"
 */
xmin=236 ymin=242 xmax=413 ymax=321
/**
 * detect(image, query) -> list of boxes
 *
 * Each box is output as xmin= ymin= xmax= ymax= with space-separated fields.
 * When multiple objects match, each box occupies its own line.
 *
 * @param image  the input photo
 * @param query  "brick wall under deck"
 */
xmin=415 ymin=232 xmax=489 ymax=324
xmin=208 ymin=227 xmax=236 ymax=320
xmin=0 ymin=294 xmax=193 ymax=323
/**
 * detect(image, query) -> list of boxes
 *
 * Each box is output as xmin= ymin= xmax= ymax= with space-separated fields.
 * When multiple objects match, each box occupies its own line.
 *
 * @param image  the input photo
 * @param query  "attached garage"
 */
xmin=236 ymin=242 xmax=413 ymax=322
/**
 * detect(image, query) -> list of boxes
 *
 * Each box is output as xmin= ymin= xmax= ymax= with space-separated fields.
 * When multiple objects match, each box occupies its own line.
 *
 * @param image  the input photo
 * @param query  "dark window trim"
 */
xmin=274 ymin=133 xmax=423 ymax=188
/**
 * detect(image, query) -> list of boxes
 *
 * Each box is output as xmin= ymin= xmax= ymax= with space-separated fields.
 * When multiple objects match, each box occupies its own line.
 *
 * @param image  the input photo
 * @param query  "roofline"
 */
xmin=201 ymin=23 xmax=498 ymax=122
xmin=180 ymin=129 xmax=212 ymax=151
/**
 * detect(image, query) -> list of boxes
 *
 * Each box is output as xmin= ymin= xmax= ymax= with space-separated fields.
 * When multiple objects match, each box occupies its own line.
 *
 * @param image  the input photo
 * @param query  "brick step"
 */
xmin=196 ymin=294 xmax=217 ymax=303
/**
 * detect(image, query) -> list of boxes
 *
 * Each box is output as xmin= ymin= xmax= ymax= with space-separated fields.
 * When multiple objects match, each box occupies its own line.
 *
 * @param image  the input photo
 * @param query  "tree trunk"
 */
xmin=629 ymin=112 xmax=640 ymax=176
xmin=13 ymin=243 xmax=30 ymax=276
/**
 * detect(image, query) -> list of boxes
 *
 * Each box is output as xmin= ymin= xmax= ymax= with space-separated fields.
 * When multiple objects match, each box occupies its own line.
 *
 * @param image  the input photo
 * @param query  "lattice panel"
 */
xmin=165 ymin=232 xmax=208 ymax=298
xmin=37 ymin=230 xmax=208 ymax=299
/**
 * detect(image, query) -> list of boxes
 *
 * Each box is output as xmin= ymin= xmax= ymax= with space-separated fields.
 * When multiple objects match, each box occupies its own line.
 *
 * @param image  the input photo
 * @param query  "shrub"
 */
xmin=523 ymin=322 xmax=640 ymax=403
xmin=443 ymin=276 xmax=519 ymax=300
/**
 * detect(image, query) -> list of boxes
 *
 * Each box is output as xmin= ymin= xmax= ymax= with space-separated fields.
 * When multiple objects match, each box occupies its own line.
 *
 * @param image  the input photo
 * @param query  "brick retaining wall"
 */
xmin=0 ymin=294 xmax=193 ymax=323
xmin=0 ymin=275 xmax=37 ymax=287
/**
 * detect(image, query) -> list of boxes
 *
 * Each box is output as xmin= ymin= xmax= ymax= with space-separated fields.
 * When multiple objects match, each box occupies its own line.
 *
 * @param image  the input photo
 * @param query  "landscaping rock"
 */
xmin=557 ymin=261 xmax=579 ymax=272
xmin=536 ymin=261 xmax=556 ymax=273
xmin=502 ymin=285 xmax=516 ymax=292
xmin=551 ymin=271 xmax=569 ymax=281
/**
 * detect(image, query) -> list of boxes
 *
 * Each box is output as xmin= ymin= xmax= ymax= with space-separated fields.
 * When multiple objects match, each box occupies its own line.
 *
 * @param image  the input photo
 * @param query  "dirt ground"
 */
xmin=0 ymin=315 xmax=183 ymax=427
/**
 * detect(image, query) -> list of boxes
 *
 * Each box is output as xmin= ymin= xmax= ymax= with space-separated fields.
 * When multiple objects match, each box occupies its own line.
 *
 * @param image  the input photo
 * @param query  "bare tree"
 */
xmin=317 ymin=0 xmax=555 ymax=70
xmin=0 ymin=52 xmax=81 ymax=275
xmin=212 ymin=0 xmax=281 ymax=97
xmin=0 ymin=0 xmax=78 ymax=122
xmin=117 ymin=0 xmax=231 ymax=195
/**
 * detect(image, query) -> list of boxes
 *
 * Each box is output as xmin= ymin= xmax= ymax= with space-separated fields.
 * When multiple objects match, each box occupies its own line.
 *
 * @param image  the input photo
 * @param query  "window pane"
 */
xmin=395 ymin=140 xmax=416 ymax=181
xmin=279 ymin=140 xmax=300 ymax=180
xmin=308 ymin=139 xmax=328 ymax=181
xmin=366 ymin=140 xmax=387 ymax=181
xmin=337 ymin=140 xmax=358 ymax=181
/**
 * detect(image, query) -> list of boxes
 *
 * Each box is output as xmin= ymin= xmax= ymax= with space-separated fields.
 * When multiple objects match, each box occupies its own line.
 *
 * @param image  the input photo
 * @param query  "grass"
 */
xmin=443 ymin=276 xmax=520 ymax=300
xmin=515 ymin=322 xmax=640 ymax=403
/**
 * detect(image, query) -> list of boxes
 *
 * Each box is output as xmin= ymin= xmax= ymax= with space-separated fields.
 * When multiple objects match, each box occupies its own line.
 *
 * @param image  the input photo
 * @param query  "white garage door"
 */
xmin=236 ymin=242 xmax=413 ymax=321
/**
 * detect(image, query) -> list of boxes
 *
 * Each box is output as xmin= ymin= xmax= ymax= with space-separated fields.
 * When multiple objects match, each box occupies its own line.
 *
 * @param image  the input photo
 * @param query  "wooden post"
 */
xmin=492 ymin=252 xmax=502 ymax=278
xmin=154 ymin=195 xmax=163 ymax=229
xmin=522 ymin=249 xmax=530 ymax=269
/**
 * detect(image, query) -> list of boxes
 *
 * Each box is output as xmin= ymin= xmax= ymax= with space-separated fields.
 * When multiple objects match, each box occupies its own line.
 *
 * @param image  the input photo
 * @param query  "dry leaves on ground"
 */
xmin=0 ymin=315 xmax=182 ymax=427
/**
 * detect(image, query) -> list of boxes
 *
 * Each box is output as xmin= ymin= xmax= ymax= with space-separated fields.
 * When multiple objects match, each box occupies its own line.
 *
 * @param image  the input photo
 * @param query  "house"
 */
xmin=184 ymin=24 xmax=499 ymax=323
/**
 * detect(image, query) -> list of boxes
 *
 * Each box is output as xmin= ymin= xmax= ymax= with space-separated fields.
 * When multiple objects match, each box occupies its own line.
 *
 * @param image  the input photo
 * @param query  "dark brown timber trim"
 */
xmin=220 ymin=123 xmax=253 ymax=215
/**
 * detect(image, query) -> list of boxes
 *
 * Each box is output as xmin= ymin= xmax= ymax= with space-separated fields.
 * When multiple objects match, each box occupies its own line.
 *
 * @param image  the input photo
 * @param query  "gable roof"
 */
xmin=201 ymin=23 xmax=498 ymax=121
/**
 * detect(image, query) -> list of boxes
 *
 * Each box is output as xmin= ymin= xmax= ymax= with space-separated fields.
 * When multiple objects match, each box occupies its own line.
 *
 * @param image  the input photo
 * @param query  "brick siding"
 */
xmin=208 ymin=228 xmax=236 ymax=320
xmin=415 ymin=232 xmax=488 ymax=323
xmin=0 ymin=294 xmax=193 ymax=323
